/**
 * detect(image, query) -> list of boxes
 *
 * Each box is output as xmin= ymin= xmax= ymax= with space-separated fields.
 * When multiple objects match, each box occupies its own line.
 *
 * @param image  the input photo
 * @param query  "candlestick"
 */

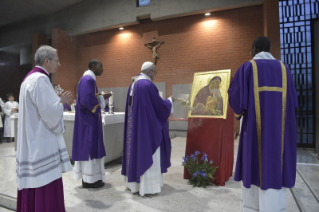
xmin=109 ymin=91 xmax=113 ymax=105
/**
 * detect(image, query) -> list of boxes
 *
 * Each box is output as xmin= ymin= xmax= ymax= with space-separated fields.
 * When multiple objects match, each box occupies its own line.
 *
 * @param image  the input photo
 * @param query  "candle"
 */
xmin=109 ymin=91 xmax=113 ymax=105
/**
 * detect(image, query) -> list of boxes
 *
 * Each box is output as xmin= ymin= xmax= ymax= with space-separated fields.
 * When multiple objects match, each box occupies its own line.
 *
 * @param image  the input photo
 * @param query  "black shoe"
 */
xmin=82 ymin=180 xmax=104 ymax=188
xmin=96 ymin=180 xmax=104 ymax=185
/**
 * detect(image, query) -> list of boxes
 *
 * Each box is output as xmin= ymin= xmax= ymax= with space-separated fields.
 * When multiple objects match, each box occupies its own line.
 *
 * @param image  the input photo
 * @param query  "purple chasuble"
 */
xmin=228 ymin=59 xmax=298 ymax=190
xmin=72 ymin=75 xmax=106 ymax=161
xmin=23 ymin=66 xmax=49 ymax=82
xmin=121 ymin=75 xmax=172 ymax=183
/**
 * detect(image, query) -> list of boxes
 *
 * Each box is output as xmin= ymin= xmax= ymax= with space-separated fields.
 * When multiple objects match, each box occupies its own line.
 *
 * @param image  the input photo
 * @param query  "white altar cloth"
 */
xmin=10 ymin=112 xmax=125 ymax=164
xmin=11 ymin=112 xmax=125 ymax=125
xmin=62 ymin=112 xmax=125 ymax=125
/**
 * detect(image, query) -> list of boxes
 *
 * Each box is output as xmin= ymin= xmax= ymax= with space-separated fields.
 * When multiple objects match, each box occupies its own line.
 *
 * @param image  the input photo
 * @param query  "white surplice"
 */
xmin=3 ymin=101 xmax=19 ymax=137
xmin=240 ymin=51 xmax=287 ymax=212
xmin=16 ymin=70 xmax=72 ymax=190
xmin=73 ymin=70 xmax=106 ymax=183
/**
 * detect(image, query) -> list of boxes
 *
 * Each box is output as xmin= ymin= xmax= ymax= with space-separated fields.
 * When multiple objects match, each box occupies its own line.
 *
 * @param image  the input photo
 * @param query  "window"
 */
xmin=279 ymin=0 xmax=319 ymax=147
xmin=138 ymin=0 xmax=150 ymax=7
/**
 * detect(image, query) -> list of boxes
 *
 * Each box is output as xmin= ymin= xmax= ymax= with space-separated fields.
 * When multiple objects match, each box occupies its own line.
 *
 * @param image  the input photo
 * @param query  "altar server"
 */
xmin=3 ymin=93 xmax=19 ymax=142
xmin=228 ymin=36 xmax=297 ymax=212
xmin=122 ymin=61 xmax=174 ymax=196
xmin=16 ymin=45 xmax=73 ymax=212
xmin=72 ymin=60 xmax=111 ymax=188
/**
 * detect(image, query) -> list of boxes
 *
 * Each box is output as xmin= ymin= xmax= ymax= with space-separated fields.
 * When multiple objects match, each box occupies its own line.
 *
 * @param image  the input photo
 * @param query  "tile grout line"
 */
xmin=296 ymin=168 xmax=319 ymax=204
xmin=290 ymin=187 xmax=307 ymax=212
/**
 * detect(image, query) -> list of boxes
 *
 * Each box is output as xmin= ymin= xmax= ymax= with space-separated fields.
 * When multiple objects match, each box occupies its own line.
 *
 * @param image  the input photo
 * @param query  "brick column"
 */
xmin=32 ymin=33 xmax=48 ymax=67
xmin=263 ymin=0 xmax=281 ymax=59
xmin=51 ymin=28 xmax=78 ymax=96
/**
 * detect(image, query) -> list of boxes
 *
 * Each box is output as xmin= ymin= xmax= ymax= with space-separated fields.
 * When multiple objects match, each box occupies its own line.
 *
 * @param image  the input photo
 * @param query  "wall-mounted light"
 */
xmin=119 ymin=27 xmax=124 ymax=30
xmin=205 ymin=13 xmax=211 ymax=16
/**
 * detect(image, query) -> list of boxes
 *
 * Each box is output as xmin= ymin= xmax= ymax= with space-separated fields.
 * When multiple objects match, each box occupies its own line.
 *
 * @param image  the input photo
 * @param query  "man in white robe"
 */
xmin=3 ymin=93 xmax=19 ymax=142
xmin=16 ymin=45 xmax=73 ymax=212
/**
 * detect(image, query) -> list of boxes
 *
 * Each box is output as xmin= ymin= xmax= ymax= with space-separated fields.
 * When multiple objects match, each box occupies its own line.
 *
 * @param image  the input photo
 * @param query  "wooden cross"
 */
xmin=144 ymin=38 xmax=165 ymax=64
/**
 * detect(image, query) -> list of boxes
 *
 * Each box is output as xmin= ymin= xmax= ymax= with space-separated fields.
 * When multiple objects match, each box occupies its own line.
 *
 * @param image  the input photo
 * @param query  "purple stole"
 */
xmin=23 ymin=67 xmax=49 ymax=82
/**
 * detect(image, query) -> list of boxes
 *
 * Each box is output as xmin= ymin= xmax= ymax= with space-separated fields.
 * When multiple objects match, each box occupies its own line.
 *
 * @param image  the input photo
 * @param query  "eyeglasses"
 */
xmin=50 ymin=59 xmax=60 ymax=63
xmin=151 ymin=70 xmax=157 ymax=76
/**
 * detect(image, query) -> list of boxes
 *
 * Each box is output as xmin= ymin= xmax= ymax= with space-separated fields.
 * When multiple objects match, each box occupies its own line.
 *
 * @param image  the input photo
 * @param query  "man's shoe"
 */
xmin=82 ymin=180 xmax=104 ymax=188
xmin=96 ymin=180 xmax=104 ymax=185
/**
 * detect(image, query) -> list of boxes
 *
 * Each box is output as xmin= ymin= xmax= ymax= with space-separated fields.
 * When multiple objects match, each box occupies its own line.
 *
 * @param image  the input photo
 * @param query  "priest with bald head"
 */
xmin=122 ymin=61 xmax=175 ymax=196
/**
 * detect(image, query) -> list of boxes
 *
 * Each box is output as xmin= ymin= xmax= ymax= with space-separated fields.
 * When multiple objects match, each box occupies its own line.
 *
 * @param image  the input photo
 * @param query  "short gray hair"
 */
xmin=141 ymin=69 xmax=150 ymax=74
xmin=34 ymin=45 xmax=57 ymax=66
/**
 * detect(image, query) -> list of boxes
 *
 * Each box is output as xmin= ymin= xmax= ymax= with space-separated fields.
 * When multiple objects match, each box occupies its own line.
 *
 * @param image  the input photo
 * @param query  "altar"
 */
xmin=11 ymin=112 xmax=125 ymax=164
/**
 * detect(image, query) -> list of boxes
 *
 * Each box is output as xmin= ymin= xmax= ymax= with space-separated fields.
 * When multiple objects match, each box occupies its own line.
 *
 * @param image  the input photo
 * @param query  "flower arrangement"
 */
xmin=182 ymin=151 xmax=218 ymax=187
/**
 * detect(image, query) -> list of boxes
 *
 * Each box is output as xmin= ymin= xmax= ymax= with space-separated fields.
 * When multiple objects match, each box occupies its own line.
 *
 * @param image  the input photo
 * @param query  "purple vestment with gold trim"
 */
xmin=72 ymin=75 xmax=106 ymax=161
xmin=228 ymin=59 xmax=298 ymax=190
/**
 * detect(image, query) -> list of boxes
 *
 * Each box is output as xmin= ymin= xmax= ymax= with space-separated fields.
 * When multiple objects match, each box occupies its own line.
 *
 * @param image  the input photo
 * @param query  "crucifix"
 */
xmin=55 ymin=84 xmax=64 ymax=95
xmin=144 ymin=38 xmax=165 ymax=64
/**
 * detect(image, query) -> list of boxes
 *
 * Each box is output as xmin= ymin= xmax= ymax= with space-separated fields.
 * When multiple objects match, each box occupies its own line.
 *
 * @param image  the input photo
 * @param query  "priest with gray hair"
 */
xmin=16 ymin=45 xmax=73 ymax=211
xmin=122 ymin=61 xmax=175 ymax=196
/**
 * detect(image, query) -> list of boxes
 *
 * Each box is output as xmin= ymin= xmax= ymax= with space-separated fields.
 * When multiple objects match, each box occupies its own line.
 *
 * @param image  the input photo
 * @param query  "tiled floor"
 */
xmin=0 ymin=137 xmax=318 ymax=211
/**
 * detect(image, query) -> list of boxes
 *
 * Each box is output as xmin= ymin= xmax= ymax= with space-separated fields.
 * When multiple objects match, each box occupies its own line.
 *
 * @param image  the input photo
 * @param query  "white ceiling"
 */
xmin=0 ymin=0 xmax=84 ymax=28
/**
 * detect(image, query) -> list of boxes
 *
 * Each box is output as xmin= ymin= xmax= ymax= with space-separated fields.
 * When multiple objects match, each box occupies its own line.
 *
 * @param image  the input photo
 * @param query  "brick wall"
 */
xmin=76 ymin=5 xmax=264 ymax=94
xmin=32 ymin=33 xmax=48 ymax=67
xmin=72 ymin=5 xmax=264 ymax=132
xmin=264 ymin=0 xmax=281 ymax=59
xmin=51 ymin=4 xmax=282 ymax=133
xmin=51 ymin=28 xmax=79 ymax=97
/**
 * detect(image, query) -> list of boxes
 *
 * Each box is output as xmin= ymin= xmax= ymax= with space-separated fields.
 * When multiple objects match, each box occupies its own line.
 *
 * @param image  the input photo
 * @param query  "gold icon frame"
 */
xmin=187 ymin=69 xmax=231 ymax=119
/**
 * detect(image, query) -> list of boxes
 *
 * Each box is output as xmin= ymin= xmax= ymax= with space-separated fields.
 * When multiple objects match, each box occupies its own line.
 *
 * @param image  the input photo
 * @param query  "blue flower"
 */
xmin=193 ymin=172 xmax=198 ymax=177
xmin=200 ymin=152 xmax=208 ymax=162
xmin=201 ymin=173 xmax=207 ymax=178
xmin=182 ymin=155 xmax=189 ymax=162
xmin=210 ymin=160 xmax=213 ymax=164
xmin=194 ymin=151 xmax=200 ymax=156
xmin=191 ymin=154 xmax=196 ymax=161
xmin=202 ymin=170 xmax=205 ymax=173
